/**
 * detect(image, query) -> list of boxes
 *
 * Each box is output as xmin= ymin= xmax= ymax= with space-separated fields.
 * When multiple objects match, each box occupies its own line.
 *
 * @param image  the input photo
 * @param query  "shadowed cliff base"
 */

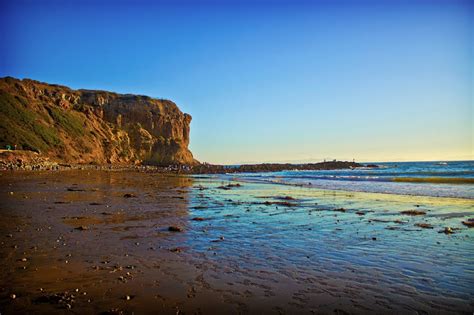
xmin=0 ymin=149 xmax=363 ymax=174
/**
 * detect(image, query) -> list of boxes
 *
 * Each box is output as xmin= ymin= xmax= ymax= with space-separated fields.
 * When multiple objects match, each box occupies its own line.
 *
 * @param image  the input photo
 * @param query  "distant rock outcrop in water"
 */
xmin=0 ymin=77 xmax=197 ymax=165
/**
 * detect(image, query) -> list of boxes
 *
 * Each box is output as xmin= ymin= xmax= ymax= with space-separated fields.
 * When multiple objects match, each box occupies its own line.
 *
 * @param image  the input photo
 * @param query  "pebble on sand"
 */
xmin=400 ymin=210 xmax=426 ymax=216
xmin=440 ymin=227 xmax=454 ymax=234
xmin=415 ymin=223 xmax=433 ymax=229
xmin=461 ymin=219 xmax=474 ymax=227
xmin=168 ymin=226 xmax=183 ymax=232
xmin=75 ymin=226 xmax=89 ymax=231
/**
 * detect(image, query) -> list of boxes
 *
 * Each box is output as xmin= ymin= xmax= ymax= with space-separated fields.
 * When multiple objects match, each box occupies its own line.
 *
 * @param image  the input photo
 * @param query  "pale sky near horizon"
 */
xmin=1 ymin=0 xmax=472 ymax=164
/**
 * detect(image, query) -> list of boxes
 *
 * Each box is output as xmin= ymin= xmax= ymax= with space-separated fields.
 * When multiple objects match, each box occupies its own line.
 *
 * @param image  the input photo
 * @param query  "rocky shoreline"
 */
xmin=189 ymin=160 xmax=364 ymax=174
xmin=1 ymin=150 xmax=366 ymax=174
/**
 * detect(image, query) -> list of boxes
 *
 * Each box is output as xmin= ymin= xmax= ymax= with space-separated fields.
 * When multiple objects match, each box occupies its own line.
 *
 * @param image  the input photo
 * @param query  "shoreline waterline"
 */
xmin=222 ymin=174 xmax=474 ymax=200
xmin=220 ymin=175 xmax=474 ymax=206
xmin=222 ymin=161 xmax=474 ymax=200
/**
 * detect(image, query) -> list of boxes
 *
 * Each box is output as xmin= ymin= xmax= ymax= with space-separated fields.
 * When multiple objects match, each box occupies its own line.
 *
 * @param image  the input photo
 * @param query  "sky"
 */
xmin=1 ymin=0 xmax=472 ymax=164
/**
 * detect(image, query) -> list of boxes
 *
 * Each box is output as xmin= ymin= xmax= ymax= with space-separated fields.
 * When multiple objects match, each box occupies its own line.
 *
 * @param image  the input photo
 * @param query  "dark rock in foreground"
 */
xmin=400 ymin=210 xmax=426 ymax=216
xmin=461 ymin=219 xmax=474 ymax=227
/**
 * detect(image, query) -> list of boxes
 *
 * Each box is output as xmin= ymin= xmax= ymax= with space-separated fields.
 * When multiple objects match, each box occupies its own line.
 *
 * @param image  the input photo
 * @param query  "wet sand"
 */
xmin=0 ymin=170 xmax=473 ymax=314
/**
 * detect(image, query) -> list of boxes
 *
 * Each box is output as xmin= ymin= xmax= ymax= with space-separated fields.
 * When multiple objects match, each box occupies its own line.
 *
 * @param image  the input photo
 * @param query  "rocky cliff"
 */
xmin=0 ymin=77 xmax=197 ymax=165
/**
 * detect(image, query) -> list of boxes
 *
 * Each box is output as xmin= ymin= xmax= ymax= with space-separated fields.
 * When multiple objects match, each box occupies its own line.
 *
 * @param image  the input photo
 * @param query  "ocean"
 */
xmin=226 ymin=160 xmax=474 ymax=199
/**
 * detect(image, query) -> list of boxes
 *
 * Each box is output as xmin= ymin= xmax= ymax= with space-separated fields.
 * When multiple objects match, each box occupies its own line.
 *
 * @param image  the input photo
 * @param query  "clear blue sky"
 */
xmin=1 ymin=0 xmax=472 ymax=163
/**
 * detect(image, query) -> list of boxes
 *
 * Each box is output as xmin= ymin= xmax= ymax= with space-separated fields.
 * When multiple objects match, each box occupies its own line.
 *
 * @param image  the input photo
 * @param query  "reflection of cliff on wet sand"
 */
xmin=0 ymin=170 xmax=195 ymax=314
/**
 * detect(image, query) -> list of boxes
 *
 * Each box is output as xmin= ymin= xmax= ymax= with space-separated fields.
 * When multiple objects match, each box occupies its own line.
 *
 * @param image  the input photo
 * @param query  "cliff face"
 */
xmin=0 ymin=77 xmax=197 ymax=165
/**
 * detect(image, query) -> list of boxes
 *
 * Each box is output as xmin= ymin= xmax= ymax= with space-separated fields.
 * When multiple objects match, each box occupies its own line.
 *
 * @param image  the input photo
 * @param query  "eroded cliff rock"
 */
xmin=0 ymin=77 xmax=197 ymax=165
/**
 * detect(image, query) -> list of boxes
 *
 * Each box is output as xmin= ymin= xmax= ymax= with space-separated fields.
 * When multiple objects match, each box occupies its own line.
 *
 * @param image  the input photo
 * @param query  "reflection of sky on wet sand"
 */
xmin=0 ymin=171 xmax=472 ymax=314
xmin=186 ymin=178 xmax=474 ymax=313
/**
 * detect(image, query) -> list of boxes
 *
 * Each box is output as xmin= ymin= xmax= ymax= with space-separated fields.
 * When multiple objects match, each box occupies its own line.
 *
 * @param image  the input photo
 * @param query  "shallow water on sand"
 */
xmin=229 ymin=161 xmax=474 ymax=199
xmin=0 ymin=170 xmax=473 ymax=314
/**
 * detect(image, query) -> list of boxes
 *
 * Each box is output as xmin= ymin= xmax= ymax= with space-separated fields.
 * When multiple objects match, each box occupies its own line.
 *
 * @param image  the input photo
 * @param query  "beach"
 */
xmin=2 ymin=0 xmax=472 ymax=313
xmin=0 ymin=169 xmax=473 ymax=314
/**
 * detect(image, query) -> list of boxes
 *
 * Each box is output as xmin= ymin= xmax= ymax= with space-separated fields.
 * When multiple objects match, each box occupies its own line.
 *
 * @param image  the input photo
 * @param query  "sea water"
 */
xmin=227 ymin=161 xmax=474 ymax=199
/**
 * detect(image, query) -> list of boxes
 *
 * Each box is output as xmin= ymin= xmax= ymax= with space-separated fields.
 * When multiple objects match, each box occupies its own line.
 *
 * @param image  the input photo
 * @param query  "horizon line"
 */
xmin=202 ymin=158 xmax=474 ymax=166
